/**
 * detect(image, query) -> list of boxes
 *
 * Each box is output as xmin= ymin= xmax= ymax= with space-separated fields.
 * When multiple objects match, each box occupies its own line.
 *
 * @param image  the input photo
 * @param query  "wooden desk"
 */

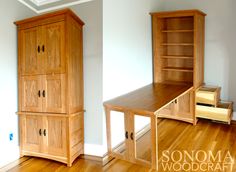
xmin=104 ymin=83 xmax=193 ymax=169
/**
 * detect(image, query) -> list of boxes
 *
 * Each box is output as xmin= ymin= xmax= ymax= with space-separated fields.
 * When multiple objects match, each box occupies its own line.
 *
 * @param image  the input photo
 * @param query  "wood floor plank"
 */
xmin=3 ymin=119 xmax=236 ymax=172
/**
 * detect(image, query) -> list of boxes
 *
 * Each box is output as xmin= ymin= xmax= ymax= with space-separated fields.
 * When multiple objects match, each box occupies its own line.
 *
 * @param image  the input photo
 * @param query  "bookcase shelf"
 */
xmin=162 ymin=29 xmax=194 ymax=33
xmin=162 ymin=67 xmax=193 ymax=72
xmin=161 ymin=55 xmax=193 ymax=59
xmin=161 ymin=43 xmax=194 ymax=46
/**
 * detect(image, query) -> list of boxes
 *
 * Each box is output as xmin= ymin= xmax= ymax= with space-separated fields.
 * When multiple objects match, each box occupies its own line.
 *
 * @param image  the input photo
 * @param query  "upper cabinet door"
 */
xmin=42 ymin=74 xmax=66 ymax=113
xmin=42 ymin=22 xmax=65 ymax=74
xmin=20 ymin=27 xmax=41 ymax=75
xmin=21 ymin=75 xmax=42 ymax=112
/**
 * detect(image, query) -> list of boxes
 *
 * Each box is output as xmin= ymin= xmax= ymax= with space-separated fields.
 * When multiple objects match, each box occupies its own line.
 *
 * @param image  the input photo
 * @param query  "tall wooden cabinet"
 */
xmin=15 ymin=9 xmax=84 ymax=166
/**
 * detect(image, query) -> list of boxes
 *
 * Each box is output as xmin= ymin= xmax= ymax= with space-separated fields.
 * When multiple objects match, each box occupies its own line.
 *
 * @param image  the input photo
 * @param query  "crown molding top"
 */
xmin=18 ymin=0 xmax=93 ymax=14
xmin=30 ymin=0 xmax=61 ymax=6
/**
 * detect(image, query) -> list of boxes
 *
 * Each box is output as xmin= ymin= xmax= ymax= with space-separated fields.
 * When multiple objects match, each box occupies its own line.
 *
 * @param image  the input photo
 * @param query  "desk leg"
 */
xmin=105 ymin=107 xmax=112 ymax=154
xmin=151 ymin=115 xmax=158 ymax=170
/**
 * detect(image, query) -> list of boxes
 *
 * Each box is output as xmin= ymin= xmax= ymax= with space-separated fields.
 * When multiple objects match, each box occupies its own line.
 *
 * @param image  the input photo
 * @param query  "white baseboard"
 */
xmin=84 ymin=143 xmax=107 ymax=157
xmin=0 ymin=145 xmax=20 ymax=168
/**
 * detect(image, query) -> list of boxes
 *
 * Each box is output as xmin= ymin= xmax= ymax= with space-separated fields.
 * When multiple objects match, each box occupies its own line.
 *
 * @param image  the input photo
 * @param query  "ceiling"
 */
xmin=30 ymin=0 xmax=62 ymax=6
xmin=18 ymin=0 xmax=93 ymax=13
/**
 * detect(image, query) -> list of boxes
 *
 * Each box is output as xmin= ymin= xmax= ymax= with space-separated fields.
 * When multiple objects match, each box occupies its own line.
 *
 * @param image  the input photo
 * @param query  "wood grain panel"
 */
xmin=20 ymin=27 xmax=40 ymax=75
xmin=176 ymin=89 xmax=194 ymax=119
xmin=194 ymin=14 xmax=205 ymax=88
xmin=164 ymin=17 xmax=193 ymax=30
xmin=67 ymin=17 xmax=84 ymax=113
xmin=69 ymin=113 xmax=84 ymax=160
xmin=21 ymin=76 xmax=42 ymax=112
xmin=158 ymin=102 xmax=175 ymax=116
xmin=42 ymin=21 xmax=65 ymax=74
xmin=46 ymin=116 xmax=67 ymax=157
xmin=43 ymin=74 xmax=66 ymax=113
xmin=70 ymin=112 xmax=83 ymax=132
xmin=152 ymin=17 xmax=164 ymax=83
xmin=21 ymin=115 xmax=43 ymax=153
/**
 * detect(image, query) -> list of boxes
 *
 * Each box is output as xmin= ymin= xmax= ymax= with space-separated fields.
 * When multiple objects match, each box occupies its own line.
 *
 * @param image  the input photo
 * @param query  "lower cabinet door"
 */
xmin=21 ymin=115 xmax=43 ymax=153
xmin=45 ymin=116 xmax=67 ymax=157
xmin=132 ymin=114 xmax=152 ymax=166
xmin=175 ymin=90 xmax=194 ymax=121
xmin=157 ymin=102 xmax=175 ymax=117
xmin=109 ymin=111 xmax=129 ymax=159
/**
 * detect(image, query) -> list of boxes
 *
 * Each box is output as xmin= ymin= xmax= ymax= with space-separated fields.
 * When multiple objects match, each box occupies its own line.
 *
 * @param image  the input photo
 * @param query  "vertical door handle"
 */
xmin=39 ymin=129 xmax=42 ymax=136
xmin=42 ymin=45 xmax=45 ymax=52
xmin=37 ymin=46 xmax=40 ymax=53
xmin=125 ymin=131 xmax=128 ymax=139
xmin=130 ymin=133 xmax=134 ymax=140
xmin=43 ymin=129 xmax=46 ymax=136
xmin=175 ymin=99 xmax=177 ymax=104
xmin=42 ymin=90 xmax=46 ymax=97
xmin=38 ymin=90 xmax=41 ymax=97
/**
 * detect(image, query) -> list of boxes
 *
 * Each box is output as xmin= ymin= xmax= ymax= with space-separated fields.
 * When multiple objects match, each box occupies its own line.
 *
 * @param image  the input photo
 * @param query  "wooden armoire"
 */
xmin=15 ymin=9 xmax=84 ymax=166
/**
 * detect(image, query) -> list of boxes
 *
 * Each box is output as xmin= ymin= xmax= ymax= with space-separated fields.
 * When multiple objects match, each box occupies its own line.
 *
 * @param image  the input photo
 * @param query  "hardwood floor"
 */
xmin=2 ymin=119 xmax=236 ymax=172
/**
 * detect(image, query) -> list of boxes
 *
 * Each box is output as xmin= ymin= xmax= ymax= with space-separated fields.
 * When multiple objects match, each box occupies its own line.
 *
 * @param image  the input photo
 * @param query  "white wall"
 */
xmin=103 ymin=0 xmax=155 ymax=101
xmin=103 ymin=0 xmax=161 ymax=149
xmin=0 ymin=0 xmax=36 ymax=168
xmin=72 ymin=0 xmax=103 ymax=145
xmin=159 ymin=0 xmax=236 ymax=111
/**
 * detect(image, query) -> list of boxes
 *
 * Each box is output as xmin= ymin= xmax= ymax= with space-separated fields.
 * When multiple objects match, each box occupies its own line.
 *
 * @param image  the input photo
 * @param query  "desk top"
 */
xmin=104 ymin=83 xmax=193 ymax=115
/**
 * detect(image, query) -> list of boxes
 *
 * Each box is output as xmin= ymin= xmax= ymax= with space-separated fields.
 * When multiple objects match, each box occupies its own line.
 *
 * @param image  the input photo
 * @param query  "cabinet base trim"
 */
xmin=21 ymin=151 xmax=68 ymax=164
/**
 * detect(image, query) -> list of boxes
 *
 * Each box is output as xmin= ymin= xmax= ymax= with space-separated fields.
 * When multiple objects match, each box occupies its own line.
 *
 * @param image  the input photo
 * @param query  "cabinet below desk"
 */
xmin=157 ymin=89 xmax=195 ymax=124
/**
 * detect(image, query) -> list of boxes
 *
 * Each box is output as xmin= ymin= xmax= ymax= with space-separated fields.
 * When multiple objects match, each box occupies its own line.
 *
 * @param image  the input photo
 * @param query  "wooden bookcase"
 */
xmin=104 ymin=10 xmax=206 ymax=170
xmin=151 ymin=10 xmax=205 ymax=88
xmin=151 ymin=10 xmax=206 ymax=124
xmin=15 ymin=9 xmax=84 ymax=166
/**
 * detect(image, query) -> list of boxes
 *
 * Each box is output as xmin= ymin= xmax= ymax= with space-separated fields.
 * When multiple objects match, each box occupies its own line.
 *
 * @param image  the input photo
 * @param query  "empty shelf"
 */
xmin=162 ymin=29 xmax=194 ymax=33
xmin=162 ymin=67 xmax=193 ymax=72
xmin=161 ymin=43 xmax=194 ymax=46
xmin=161 ymin=56 xmax=193 ymax=59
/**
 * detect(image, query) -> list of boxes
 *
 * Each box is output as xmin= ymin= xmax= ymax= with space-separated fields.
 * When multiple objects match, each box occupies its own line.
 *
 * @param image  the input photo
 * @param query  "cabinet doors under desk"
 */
xmin=157 ymin=89 xmax=194 ymax=123
xmin=107 ymin=110 xmax=157 ymax=169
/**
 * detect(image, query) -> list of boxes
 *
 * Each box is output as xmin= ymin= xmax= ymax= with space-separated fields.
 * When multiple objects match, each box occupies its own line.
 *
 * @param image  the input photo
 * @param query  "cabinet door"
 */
xmin=21 ymin=76 xmax=42 ymax=112
xmin=132 ymin=114 xmax=152 ymax=165
xmin=157 ymin=102 xmax=175 ymax=118
xmin=42 ymin=22 xmax=65 ymax=74
xmin=21 ymin=115 xmax=43 ymax=153
xmin=20 ymin=27 xmax=41 ymax=75
xmin=43 ymin=74 xmax=66 ymax=113
xmin=45 ymin=116 xmax=67 ymax=157
xmin=109 ymin=111 xmax=129 ymax=160
xmin=175 ymin=90 xmax=194 ymax=120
